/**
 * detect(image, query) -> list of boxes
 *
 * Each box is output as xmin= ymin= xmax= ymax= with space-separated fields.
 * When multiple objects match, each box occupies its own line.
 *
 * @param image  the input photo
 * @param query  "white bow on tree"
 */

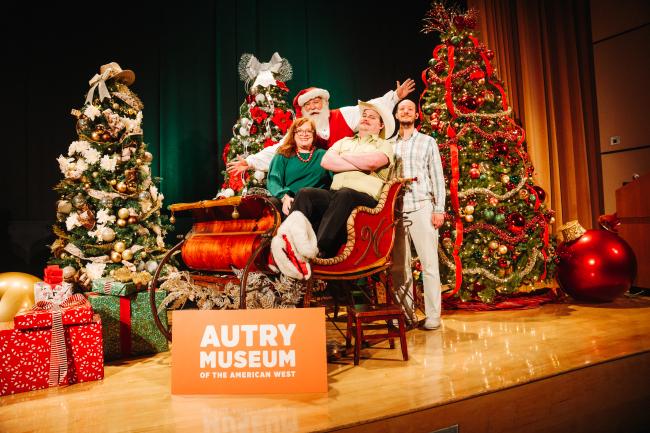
xmin=238 ymin=52 xmax=293 ymax=89
xmin=85 ymin=69 xmax=113 ymax=105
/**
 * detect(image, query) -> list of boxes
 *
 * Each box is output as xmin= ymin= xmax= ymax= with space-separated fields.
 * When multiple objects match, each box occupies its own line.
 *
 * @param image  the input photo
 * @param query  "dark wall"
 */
xmin=1 ymin=1 xmax=448 ymax=274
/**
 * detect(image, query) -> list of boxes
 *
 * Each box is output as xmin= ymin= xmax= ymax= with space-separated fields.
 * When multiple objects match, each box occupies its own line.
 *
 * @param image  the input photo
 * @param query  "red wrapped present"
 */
xmin=0 ymin=294 xmax=104 ymax=396
xmin=44 ymin=265 xmax=63 ymax=284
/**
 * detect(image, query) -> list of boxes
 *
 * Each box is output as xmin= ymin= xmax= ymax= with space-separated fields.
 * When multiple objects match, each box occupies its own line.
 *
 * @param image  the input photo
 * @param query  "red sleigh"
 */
xmin=149 ymin=178 xmax=412 ymax=361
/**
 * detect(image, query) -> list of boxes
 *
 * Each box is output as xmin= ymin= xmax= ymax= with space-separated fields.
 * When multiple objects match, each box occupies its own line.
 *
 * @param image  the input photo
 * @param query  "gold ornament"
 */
xmin=501 ymin=174 xmax=510 ymax=184
xmin=101 ymin=133 xmax=112 ymax=142
xmin=127 ymin=216 xmax=138 ymax=225
xmin=60 ymin=252 xmax=69 ymax=259
xmin=101 ymin=227 xmax=116 ymax=242
xmin=498 ymin=245 xmax=508 ymax=255
xmin=110 ymin=179 xmax=117 ymax=186
xmin=519 ymin=189 xmax=529 ymax=199
xmin=231 ymin=206 xmax=240 ymax=219
xmin=110 ymin=251 xmax=123 ymax=263
xmin=112 ymin=102 xmax=120 ymax=110
xmin=558 ymin=220 xmax=586 ymax=242
xmin=143 ymin=152 xmax=153 ymax=163
xmin=549 ymin=216 xmax=556 ymax=224
xmin=113 ymin=241 xmax=127 ymax=253
xmin=84 ymin=183 xmax=91 ymax=189
xmin=91 ymin=131 xmax=101 ymax=141
xmin=116 ymin=182 xmax=128 ymax=193
xmin=136 ymin=158 xmax=142 ymax=165
xmin=121 ymin=249 xmax=134 ymax=261
xmin=488 ymin=240 xmax=499 ymax=250
xmin=117 ymin=218 xmax=127 ymax=227
xmin=464 ymin=214 xmax=474 ymax=223
xmin=92 ymin=171 xmax=99 ymax=178
xmin=62 ymin=266 xmax=77 ymax=279
xmin=169 ymin=215 xmax=176 ymax=224
xmin=56 ymin=200 xmax=72 ymax=214
xmin=117 ymin=208 xmax=130 ymax=219
xmin=464 ymin=205 xmax=475 ymax=215
xmin=0 ymin=272 xmax=39 ymax=321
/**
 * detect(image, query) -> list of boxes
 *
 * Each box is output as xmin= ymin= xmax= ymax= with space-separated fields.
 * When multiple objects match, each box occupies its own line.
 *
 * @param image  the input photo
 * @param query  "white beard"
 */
xmin=305 ymin=106 xmax=331 ymax=138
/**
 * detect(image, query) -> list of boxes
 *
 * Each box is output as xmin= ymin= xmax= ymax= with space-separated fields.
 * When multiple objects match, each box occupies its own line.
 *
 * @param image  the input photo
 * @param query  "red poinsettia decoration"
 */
xmin=264 ymin=138 xmax=277 ymax=148
xmin=222 ymin=142 xmax=231 ymax=163
xmin=276 ymin=81 xmax=289 ymax=92
xmin=271 ymin=108 xmax=292 ymax=134
xmin=227 ymin=171 xmax=248 ymax=192
xmin=250 ymin=125 xmax=258 ymax=135
xmin=250 ymin=107 xmax=268 ymax=124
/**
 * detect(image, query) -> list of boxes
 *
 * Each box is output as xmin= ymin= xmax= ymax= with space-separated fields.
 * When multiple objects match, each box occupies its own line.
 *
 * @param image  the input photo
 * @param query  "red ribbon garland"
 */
xmin=120 ymin=296 xmax=132 ymax=356
xmin=444 ymin=45 xmax=456 ymax=118
xmin=468 ymin=35 xmax=509 ymax=112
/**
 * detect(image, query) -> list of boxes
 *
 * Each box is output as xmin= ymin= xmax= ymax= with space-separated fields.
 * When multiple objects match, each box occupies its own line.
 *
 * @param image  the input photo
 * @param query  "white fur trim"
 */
xmin=283 ymin=211 xmax=319 ymax=259
xmin=270 ymin=235 xmax=310 ymax=280
xmin=297 ymin=88 xmax=330 ymax=107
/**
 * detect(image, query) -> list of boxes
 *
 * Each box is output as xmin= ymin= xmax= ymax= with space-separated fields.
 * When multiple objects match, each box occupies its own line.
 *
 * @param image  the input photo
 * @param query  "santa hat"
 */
xmin=270 ymin=211 xmax=319 ymax=280
xmin=292 ymin=87 xmax=330 ymax=117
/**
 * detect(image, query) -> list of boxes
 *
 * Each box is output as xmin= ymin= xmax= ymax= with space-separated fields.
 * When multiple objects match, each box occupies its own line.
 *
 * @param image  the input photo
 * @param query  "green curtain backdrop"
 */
xmin=2 ymin=0 xmax=443 ymax=273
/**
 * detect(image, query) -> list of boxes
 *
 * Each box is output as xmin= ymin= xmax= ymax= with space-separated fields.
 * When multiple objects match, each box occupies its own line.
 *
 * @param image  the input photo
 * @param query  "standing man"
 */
xmin=226 ymin=80 xmax=414 ymax=175
xmin=391 ymin=99 xmax=446 ymax=330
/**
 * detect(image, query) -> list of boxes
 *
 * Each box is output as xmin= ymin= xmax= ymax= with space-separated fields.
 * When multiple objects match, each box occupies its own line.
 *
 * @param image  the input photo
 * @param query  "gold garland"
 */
xmin=458 ymin=175 xmax=528 ymax=200
xmin=425 ymin=102 xmax=512 ymax=119
xmin=438 ymin=246 xmax=543 ymax=284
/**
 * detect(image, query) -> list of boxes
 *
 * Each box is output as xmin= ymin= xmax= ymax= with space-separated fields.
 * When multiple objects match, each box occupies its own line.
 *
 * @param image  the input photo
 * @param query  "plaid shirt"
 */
xmin=391 ymin=130 xmax=446 ymax=213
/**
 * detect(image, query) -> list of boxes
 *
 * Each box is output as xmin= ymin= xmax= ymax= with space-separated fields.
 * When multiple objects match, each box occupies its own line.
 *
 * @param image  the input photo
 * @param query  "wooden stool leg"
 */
xmin=398 ymin=317 xmax=409 ymax=361
xmin=386 ymin=320 xmax=395 ymax=349
xmin=354 ymin=316 xmax=363 ymax=365
xmin=345 ymin=311 xmax=353 ymax=350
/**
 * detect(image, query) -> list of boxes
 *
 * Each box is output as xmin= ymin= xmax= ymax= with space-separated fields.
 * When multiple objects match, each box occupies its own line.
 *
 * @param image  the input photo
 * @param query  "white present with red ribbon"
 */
xmin=0 ymin=294 xmax=104 ymax=396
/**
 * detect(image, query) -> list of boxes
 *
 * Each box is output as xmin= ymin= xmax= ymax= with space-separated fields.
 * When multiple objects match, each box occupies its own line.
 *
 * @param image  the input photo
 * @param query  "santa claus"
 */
xmin=226 ymin=79 xmax=415 ymax=175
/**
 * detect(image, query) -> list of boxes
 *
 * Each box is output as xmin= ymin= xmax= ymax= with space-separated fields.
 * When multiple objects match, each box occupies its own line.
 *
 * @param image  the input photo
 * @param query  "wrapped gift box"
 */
xmin=91 ymin=278 xmax=143 ymax=296
xmin=0 ymin=295 xmax=104 ymax=396
xmin=86 ymin=290 xmax=168 ymax=360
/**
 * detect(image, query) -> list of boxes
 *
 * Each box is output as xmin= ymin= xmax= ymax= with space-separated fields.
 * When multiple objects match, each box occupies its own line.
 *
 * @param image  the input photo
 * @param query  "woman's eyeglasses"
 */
xmin=295 ymin=129 xmax=313 ymax=136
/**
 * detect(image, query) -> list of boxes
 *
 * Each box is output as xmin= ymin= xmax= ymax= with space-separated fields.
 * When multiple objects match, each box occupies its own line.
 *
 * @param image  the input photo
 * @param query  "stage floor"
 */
xmin=1 ymin=295 xmax=649 ymax=433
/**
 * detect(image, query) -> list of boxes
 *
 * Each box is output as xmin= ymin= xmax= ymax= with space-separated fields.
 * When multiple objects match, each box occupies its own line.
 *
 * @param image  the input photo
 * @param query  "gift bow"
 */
xmin=85 ymin=68 xmax=113 ymax=105
xmin=245 ymin=52 xmax=283 ymax=80
xmin=32 ymin=294 xmax=89 ymax=386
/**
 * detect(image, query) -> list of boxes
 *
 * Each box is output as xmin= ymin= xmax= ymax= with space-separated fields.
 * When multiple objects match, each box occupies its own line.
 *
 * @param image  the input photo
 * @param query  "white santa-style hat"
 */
xmin=292 ymin=87 xmax=330 ymax=117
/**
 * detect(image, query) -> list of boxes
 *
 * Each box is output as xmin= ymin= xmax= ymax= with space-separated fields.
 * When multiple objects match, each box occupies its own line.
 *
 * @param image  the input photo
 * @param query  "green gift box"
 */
xmin=86 ymin=291 xmax=168 ymax=360
xmin=91 ymin=278 xmax=144 ymax=296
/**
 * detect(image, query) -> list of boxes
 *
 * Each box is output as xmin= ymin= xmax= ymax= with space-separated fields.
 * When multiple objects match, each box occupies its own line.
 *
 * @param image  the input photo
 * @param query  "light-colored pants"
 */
xmin=391 ymin=201 xmax=441 ymax=323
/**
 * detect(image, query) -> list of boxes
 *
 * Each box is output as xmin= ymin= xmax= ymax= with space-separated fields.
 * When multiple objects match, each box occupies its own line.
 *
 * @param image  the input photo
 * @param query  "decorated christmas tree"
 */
xmin=219 ymin=52 xmax=294 ymax=197
xmin=50 ymin=62 xmax=171 ymax=289
xmin=419 ymin=4 xmax=556 ymax=304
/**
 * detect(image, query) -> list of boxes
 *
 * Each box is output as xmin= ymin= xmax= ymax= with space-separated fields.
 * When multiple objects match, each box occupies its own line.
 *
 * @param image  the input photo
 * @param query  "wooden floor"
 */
xmin=1 ymin=295 xmax=650 ymax=433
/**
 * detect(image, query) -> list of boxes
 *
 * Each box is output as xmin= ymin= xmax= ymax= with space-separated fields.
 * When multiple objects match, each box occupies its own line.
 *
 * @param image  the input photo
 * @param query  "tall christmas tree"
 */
xmin=50 ymin=62 xmax=171 ymax=289
xmin=419 ymin=4 xmax=556 ymax=304
xmin=219 ymin=52 xmax=294 ymax=197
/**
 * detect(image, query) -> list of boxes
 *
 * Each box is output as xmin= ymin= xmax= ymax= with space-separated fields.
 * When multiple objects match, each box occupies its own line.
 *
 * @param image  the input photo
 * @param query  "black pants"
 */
xmin=267 ymin=196 xmax=287 ymax=221
xmin=292 ymin=187 xmax=377 ymax=258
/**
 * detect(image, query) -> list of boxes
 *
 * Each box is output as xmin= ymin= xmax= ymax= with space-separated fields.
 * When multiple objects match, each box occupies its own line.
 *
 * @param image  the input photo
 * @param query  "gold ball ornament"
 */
xmin=0 ymin=272 xmax=39 ymax=322
xmin=143 ymin=152 xmax=153 ymax=163
xmin=464 ymin=205 xmax=475 ymax=215
xmin=110 ymin=179 xmax=117 ymax=186
xmin=117 ymin=218 xmax=127 ymax=227
xmin=84 ymin=183 xmax=91 ymax=189
xmin=117 ymin=208 xmax=130 ymax=219
xmin=113 ymin=241 xmax=126 ymax=253
xmin=101 ymin=133 xmax=112 ymax=142
xmin=169 ymin=215 xmax=176 ymax=224
xmin=549 ymin=217 xmax=556 ymax=224
xmin=62 ymin=266 xmax=77 ymax=279
xmin=127 ymin=216 xmax=138 ymax=225
xmin=56 ymin=200 xmax=72 ymax=214
xmin=91 ymin=131 xmax=101 ymax=141
xmin=116 ymin=182 xmax=128 ymax=193
xmin=121 ymin=249 xmax=134 ymax=261
xmin=112 ymin=102 xmax=120 ymax=110
xmin=498 ymin=245 xmax=508 ymax=255
xmin=501 ymin=174 xmax=510 ymax=184
xmin=92 ymin=171 xmax=99 ymax=178
xmin=110 ymin=251 xmax=123 ymax=263
xmin=464 ymin=214 xmax=474 ymax=223
xmin=136 ymin=158 xmax=142 ymax=165
xmin=231 ymin=207 xmax=240 ymax=219
xmin=101 ymin=227 xmax=116 ymax=242
xmin=488 ymin=240 xmax=499 ymax=250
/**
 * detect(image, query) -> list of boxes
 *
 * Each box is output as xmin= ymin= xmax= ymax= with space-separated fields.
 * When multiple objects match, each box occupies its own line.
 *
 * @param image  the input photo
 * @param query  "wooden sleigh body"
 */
xmin=149 ymin=179 xmax=410 ymax=342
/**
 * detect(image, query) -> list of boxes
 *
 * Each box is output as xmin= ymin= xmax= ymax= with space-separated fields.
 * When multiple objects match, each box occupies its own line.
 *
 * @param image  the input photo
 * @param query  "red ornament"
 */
xmin=453 ymin=15 xmax=465 ymax=29
xmin=507 ymin=213 xmax=525 ymax=233
xmin=469 ymin=167 xmax=480 ymax=179
xmin=557 ymin=222 xmax=637 ymax=302
xmin=485 ymin=49 xmax=495 ymax=59
xmin=469 ymin=69 xmax=485 ymax=81
xmin=493 ymin=142 xmax=509 ymax=155
xmin=532 ymin=185 xmax=546 ymax=202
xmin=249 ymin=125 xmax=258 ymax=135
xmin=434 ymin=62 xmax=446 ymax=74
xmin=275 ymin=81 xmax=289 ymax=92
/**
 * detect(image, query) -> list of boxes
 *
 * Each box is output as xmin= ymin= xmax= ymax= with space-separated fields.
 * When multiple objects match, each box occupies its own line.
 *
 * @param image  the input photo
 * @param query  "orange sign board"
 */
xmin=171 ymin=308 xmax=327 ymax=394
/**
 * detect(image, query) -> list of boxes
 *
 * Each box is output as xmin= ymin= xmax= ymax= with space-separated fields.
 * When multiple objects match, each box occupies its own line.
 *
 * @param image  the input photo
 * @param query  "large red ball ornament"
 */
xmin=557 ymin=221 xmax=637 ymax=302
xmin=469 ymin=167 xmax=480 ymax=179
